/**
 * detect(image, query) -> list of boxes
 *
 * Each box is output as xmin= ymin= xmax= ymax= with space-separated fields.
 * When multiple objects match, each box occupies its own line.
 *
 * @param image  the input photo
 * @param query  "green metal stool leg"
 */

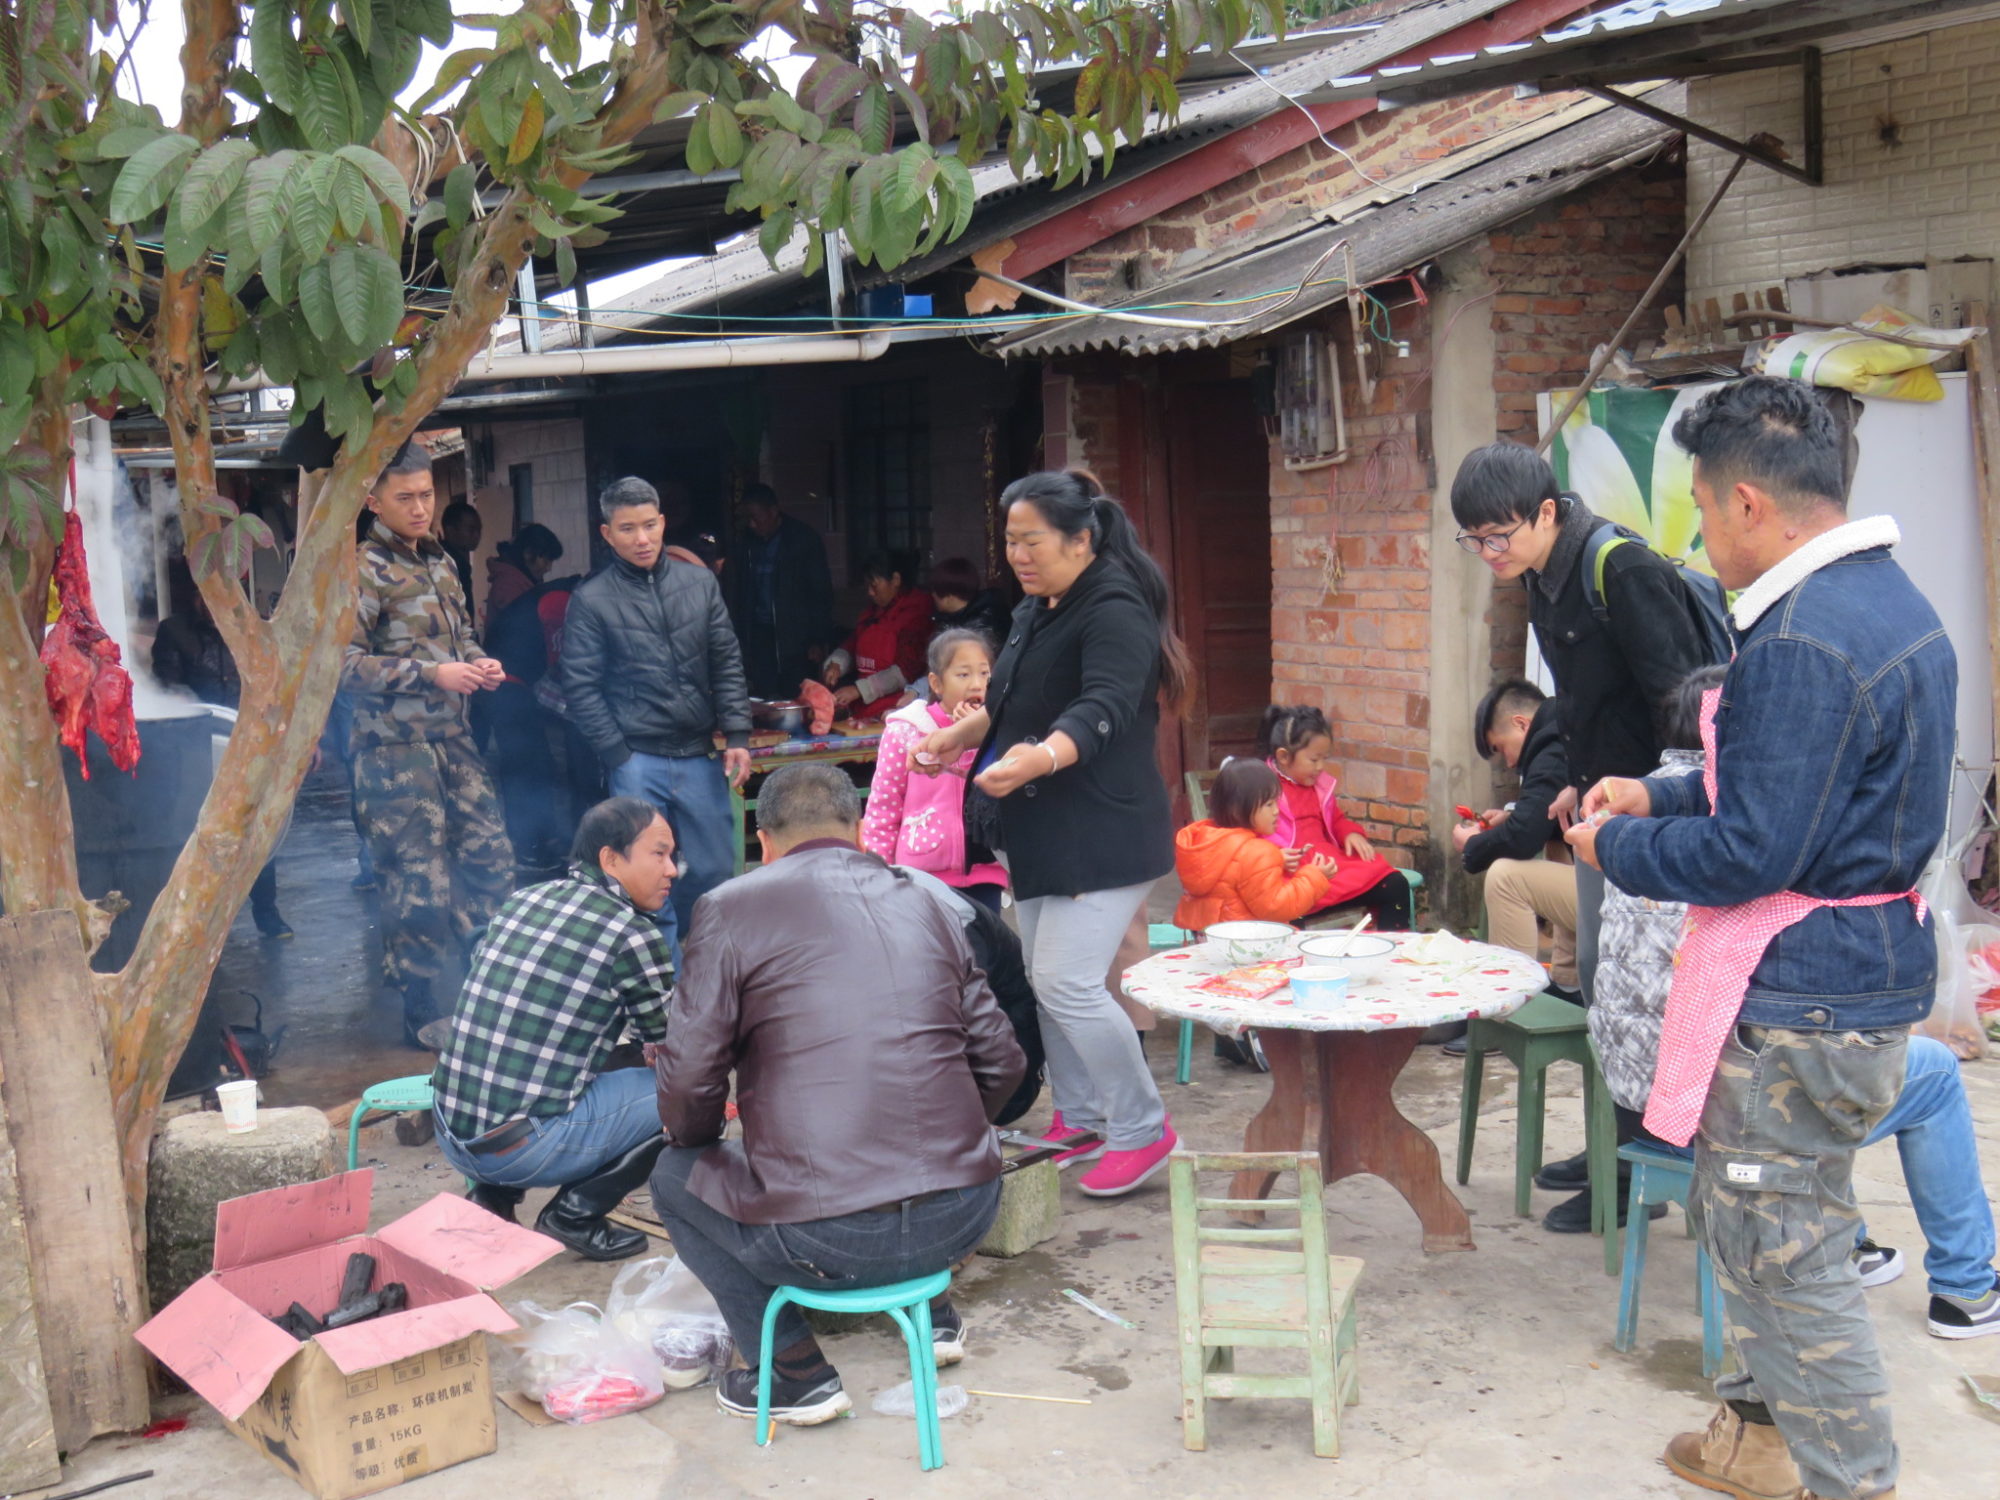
xmin=1176 ymin=1019 xmax=1195 ymax=1086
xmin=886 ymin=1302 xmax=944 ymax=1470
xmin=755 ymin=1287 xmax=787 ymax=1447
xmin=346 ymin=1111 xmax=364 ymax=1172
xmin=1614 ymin=1160 xmax=1653 ymax=1352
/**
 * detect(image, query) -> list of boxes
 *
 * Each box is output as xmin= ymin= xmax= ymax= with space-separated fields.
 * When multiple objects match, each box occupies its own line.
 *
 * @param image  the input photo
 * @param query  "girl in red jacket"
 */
xmin=1174 ymin=759 xmax=1332 ymax=931
xmin=1261 ymin=704 xmax=1413 ymax=928
xmin=823 ymin=552 xmax=933 ymax=719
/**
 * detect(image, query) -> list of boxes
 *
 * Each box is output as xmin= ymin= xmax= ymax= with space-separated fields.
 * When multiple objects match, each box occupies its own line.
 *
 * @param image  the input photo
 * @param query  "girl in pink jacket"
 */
xmin=863 ymin=629 xmax=1009 ymax=909
xmin=1260 ymin=703 xmax=1413 ymax=928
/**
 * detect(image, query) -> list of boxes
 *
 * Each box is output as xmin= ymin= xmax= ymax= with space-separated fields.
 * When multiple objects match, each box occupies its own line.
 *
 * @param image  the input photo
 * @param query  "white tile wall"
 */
xmin=1687 ymin=18 xmax=2000 ymax=302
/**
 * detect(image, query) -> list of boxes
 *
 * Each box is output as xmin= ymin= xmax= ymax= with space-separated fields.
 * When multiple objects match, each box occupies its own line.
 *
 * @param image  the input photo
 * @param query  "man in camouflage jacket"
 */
xmin=344 ymin=444 xmax=514 ymax=1045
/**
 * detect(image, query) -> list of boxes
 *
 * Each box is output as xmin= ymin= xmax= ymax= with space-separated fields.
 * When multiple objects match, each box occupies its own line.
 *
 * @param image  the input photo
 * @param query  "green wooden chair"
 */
xmin=1170 ymin=1150 xmax=1362 ymax=1458
xmin=1183 ymin=769 xmax=1217 ymax=821
xmin=1452 ymin=992 xmax=1621 ymax=1275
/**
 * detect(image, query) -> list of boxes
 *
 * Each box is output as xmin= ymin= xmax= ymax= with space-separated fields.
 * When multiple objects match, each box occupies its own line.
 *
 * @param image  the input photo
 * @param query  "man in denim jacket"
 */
xmin=1568 ymin=377 xmax=1957 ymax=1500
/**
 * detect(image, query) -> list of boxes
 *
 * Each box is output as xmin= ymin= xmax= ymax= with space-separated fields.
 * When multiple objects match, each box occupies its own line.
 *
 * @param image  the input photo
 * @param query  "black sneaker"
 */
xmin=716 ymin=1365 xmax=852 ymax=1425
xmin=1442 ymin=1033 xmax=1497 ymax=1059
xmin=1929 ymin=1277 xmax=2000 ymax=1340
xmin=1853 ymin=1238 xmax=1905 ymax=1288
xmin=1534 ymin=1150 xmax=1591 ymax=1191
xmin=254 ymin=910 xmax=294 ymax=939
xmin=1542 ymin=1184 xmax=1668 ymax=1234
xmin=931 ymin=1301 xmax=966 ymax=1367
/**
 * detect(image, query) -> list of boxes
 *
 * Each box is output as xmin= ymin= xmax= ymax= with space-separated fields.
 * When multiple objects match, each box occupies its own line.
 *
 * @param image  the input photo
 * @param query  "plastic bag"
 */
xmin=604 ymin=1256 xmax=735 ymax=1391
xmin=1756 ymin=304 xmax=1978 ymax=402
xmin=504 ymin=1300 xmax=665 ymax=1424
xmin=1916 ymin=854 xmax=1993 ymax=1060
xmin=871 ymin=1380 xmax=967 ymax=1419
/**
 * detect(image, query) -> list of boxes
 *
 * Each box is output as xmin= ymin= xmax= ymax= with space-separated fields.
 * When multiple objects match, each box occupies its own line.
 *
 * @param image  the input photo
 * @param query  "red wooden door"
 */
xmin=1164 ymin=377 xmax=1273 ymax=789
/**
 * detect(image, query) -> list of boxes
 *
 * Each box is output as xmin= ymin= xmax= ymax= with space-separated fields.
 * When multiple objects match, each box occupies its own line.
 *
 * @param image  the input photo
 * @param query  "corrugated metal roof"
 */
xmin=1314 ymin=0 xmax=2000 ymax=108
xmin=986 ymin=87 xmax=1680 ymax=359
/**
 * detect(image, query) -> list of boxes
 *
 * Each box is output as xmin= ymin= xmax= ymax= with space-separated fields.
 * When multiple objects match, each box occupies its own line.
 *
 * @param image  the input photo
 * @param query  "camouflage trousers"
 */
xmin=353 ymin=734 xmax=515 ymax=989
xmin=1691 ymin=1023 xmax=1911 ymax=1500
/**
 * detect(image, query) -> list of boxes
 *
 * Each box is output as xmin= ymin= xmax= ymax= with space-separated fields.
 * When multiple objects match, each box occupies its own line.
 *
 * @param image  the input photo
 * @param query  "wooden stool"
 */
xmin=1169 ymin=1150 xmax=1362 ymax=1458
xmin=1614 ymin=1141 xmax=1725 ymax=1377
xmin=1453 ymin=992 xmax=1621 ymax=1273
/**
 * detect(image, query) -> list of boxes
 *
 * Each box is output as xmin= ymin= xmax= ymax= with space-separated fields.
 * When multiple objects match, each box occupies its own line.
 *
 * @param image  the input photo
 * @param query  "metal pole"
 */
xmin=823 ymin=231 xmax=846 ymax=328
xmin=1536 ymin=152 xmax=1749 ymax=455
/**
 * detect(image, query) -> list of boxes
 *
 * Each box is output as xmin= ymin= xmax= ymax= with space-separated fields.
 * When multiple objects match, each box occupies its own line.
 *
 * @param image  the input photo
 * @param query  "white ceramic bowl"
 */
xmin=1203 ymin=920 xmax=1294 ymax=965
xmin=1297 ymin=932 xmax=1397 ymax=985
xmin=1289 ymin=965 xmax=1352 ymax=1009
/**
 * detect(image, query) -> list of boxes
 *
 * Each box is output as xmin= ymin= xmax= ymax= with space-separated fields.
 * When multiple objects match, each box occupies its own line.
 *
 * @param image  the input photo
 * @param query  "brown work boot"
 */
xmin=1663 ymin=1405 xmax=1802 ymax=1500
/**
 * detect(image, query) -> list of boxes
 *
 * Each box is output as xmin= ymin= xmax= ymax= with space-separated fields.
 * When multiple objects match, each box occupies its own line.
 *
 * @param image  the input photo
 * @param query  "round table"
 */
xmin=1122 ymin=930 xmax=1547 ymax=1252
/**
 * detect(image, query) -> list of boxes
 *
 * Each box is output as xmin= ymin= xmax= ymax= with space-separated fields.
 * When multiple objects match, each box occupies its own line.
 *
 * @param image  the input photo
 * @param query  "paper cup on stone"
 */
xmin=216 ymin=1078 xmax=260 ymax=1133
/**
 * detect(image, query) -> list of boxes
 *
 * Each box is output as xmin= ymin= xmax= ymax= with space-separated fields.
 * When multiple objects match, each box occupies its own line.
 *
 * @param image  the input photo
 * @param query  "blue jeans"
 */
xmin=1657 ymin=1033 xmax=1995 ymax=1299
xmin=649 ymin=1144 xmax=1001 ymax=1357
xmin=607 ymin=750 xmax=736 ymax=965
xmin=434 ymin=1068 xmax=661 ymax=1189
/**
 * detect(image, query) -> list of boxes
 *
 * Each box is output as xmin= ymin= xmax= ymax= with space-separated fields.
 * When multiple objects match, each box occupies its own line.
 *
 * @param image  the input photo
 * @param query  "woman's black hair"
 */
xmin=571 ymin=796 xmax=664 ymax=867
xmin=1210 ymin=759 xmax=1280 ymax=831
xmin=927 ymin=627 xmax=993 ymax=677
xmin=1259 ymin=703 xmax=1331 ymax=760
xmin=1000 ymin=468 xmax=1193 ymax=714
xmin=514 ymin=522 xmax=564 ymax=563
xmin=927 ymin=555 xmax=984 ymax=600
xmin=1449 ymin=442 xmax=1564 ymax=531
xmin=1472 ymin=677 xmax=1546 ymax=762
xmin=1665 ymin=664 xmax=1729 ymax=752
xmin=859 ymin=550 xmax=913 ymax=587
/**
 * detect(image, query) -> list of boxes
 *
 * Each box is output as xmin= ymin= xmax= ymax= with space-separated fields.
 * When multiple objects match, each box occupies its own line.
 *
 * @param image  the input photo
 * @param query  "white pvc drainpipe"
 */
xmin=456 ymin=330 xmax=894 ymax=381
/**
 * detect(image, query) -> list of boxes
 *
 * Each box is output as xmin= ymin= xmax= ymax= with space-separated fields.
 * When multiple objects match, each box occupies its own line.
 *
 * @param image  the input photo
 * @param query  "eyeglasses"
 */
xmin=1454 ymin=519 xmax=1530 ymax=556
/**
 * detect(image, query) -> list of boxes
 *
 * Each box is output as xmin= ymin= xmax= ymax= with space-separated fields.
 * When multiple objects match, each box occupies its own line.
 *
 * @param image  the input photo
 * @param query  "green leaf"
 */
xmin=251 ymin=0 xmax=307 ymax=113
xmin=164 ymin=192 xmax=221 ymax=272
xmin=330 ymin=158 xmax=375 ymax=236
xmin=853 ymin=86 xmax=892 ymax=155
xmin=443 ymin=161 xmax=477 ymax=230
xmin=178 ymin=139 xmax=259 ymax=229
xmin=651 ymin=89 xmax=705 ymax=125
xmin=938 ymin=154 xmax=976 ymax=240
xmin=107 ymin=134 xmax=199 ymax=224
xmin=892 ymin=144 xmax=936 ymax=212
xmin=297 ymin=261 xmax=339 ymax=343
xmin=758 ymin=207 xmax=795 ymax=266
xmin=258 ymin=310 xmax=299 ymax=383
xmin=554 ymin=235 xmax=576 ymax=288
xmin=334 ymin=144 xmax=410 ymax=216
xmin=338 ymin=0 xmax=372 ymax=54
xmin=684 ymin=110 xmax=717 ymax=176
xmin=707 ymin=102 xmax=745 ymax=170
xmin=412 ymin=46 xmax=495 ymax=113
xmin=327 ymin=243 xmax=403 ymax=349
xmin=296 ymin=50 xmax=357 ymax=151
xmin=99 ymin=124 xmax=166 ymax=160
xmin=242 ymin=150 xmax=297 ymax=254
xmin=287 ymin=158 xmax=338 ymax=258
xmin=261 ymin=241 xmax=294 ymax=304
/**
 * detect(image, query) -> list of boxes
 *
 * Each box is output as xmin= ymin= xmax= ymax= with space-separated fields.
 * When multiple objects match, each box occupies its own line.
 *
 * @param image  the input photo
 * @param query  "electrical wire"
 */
xmin=1226 ymin=48 xmax=1444 ymax=205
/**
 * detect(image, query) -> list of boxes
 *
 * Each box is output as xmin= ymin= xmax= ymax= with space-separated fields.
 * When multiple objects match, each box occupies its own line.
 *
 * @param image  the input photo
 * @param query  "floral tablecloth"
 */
xmin=1122 ymin=930 xmax=1547 ymax=1036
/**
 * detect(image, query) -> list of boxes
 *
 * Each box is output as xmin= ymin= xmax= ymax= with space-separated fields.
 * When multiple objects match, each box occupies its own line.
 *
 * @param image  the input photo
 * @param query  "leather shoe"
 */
xmin=1542 ymin=1181 xmax=1668 ymax=1233
xmin=1534 ymin=1149 xmax=1590 ymax=1191
xmin=467 ymin=1183 xmax=526 ymax=1222
xmin=535 ymin=1135 xmax=666 ymax=1261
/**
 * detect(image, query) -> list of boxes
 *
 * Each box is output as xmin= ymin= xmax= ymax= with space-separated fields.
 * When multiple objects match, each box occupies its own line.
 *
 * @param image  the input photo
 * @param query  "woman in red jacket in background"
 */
xmin=823 ymin=552 xmax=932 ymax=719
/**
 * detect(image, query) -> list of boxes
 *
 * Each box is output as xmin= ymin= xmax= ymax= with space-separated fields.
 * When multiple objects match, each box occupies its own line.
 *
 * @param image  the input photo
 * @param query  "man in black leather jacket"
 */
xmin=561 ymin=477 xmax=752 ymax=958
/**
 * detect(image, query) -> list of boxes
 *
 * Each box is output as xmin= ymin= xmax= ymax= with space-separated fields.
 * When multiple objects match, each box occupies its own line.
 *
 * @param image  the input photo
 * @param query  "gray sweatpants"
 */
xmin=1015 ymin=881 xmax=1168 ymax=1152
xmin=1693 ymin=1023 xmax=1910 ymax=1500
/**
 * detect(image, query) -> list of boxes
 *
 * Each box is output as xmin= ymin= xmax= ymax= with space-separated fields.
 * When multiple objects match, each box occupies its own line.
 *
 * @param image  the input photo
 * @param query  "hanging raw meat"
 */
xmin=41 ymin=510 xmax=140 ymax=778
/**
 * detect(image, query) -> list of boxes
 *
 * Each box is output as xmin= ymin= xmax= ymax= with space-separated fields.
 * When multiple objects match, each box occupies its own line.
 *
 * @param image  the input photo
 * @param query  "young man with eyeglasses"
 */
xmin=1449 ymin=443 xmax=1711 ymax=1230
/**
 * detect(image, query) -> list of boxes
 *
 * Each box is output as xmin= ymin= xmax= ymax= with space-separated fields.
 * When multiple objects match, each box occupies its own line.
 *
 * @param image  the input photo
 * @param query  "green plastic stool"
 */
xmin=1147 ymin=923 xmax=1197 ymax=1085
xmin=758 ymin=1270 xmax=952 ymax=1470
xmin=347 ymin=1074 xmax=437 ymax=1170
xmin=1453 ymin=992 xmax=1621 ymax=1274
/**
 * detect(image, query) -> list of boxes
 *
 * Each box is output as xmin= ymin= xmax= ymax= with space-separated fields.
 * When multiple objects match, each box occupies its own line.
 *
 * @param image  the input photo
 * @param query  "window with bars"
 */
xmin=844 ymin=379 xmax=932 ymax=562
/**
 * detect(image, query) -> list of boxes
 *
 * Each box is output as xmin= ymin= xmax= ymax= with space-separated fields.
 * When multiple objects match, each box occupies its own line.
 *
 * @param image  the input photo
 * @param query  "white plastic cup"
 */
xmin=216 ymin=1079 xmax=260 ymax=1133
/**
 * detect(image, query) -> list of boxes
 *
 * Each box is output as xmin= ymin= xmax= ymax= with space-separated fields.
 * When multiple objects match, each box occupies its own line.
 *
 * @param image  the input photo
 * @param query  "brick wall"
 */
xmin=1685 ymin=18 xmax=2000 ymax=301
xmin=1476 ymin=158 xmax=1686 ymax=676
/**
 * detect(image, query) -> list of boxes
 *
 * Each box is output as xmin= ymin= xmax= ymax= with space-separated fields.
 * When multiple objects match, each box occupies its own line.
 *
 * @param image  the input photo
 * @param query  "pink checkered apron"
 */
xmin=1641 ymin=688 xmax=1926 ymax=1146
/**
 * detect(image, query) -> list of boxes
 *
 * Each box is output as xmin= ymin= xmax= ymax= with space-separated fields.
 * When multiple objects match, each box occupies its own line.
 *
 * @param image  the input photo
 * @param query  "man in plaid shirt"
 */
xmin=434 ymin=797 xmax=675 ymax=1260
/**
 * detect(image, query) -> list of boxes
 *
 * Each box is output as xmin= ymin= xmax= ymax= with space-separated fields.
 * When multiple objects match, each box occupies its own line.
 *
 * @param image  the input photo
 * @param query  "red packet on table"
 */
xmin=1196 ymin=959 xmax=1301 ymax=1000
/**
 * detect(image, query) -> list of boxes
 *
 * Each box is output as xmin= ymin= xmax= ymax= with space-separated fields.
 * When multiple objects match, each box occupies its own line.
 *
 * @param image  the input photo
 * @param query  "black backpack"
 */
xmin=1581 ymin=521 xmax=1735 ymax=666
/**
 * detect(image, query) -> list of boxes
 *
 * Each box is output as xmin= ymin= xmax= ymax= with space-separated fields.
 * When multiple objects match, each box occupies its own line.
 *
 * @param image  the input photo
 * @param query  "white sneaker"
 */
xmin=1852 ymin=1238 xmax=1905 ymax=1288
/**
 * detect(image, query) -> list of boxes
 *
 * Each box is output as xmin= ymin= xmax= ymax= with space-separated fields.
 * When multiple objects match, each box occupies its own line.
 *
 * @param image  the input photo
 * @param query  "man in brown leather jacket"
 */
xmin=649 ymin=763 xmax=1025 ymax=1428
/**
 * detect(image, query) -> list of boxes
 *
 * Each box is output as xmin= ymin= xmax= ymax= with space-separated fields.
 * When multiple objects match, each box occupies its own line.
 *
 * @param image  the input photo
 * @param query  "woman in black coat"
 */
xmin=913 ymin=470 xmax=1187 ymax=1200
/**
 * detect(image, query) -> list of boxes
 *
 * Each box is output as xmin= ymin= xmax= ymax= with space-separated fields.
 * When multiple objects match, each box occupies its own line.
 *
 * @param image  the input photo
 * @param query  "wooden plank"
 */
xmin=0 ymin=1052 xmax=59 ymax=1493
xmin=0 ymin=913 xmax=151 ymax=1449
xmin=1962 ymin=300 xmax=2000 ymax=766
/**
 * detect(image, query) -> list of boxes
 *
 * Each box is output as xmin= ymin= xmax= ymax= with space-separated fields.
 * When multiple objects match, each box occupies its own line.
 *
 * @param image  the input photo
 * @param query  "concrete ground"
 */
xmin=40 ymin=1040 xmax=2000 ymax=1500
xmin=44 ymin=783 xmax=2000 ymax=1499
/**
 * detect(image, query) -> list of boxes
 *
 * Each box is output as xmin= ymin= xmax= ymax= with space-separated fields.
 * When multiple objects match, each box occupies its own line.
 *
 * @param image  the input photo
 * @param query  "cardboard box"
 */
xmin=137 ymin=1170 xmax=558 ymax=1499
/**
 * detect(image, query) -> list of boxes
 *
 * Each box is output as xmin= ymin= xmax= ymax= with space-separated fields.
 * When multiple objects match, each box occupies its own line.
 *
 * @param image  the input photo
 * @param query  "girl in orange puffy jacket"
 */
xmin=1174 ymin=759 xmax=1333 ymax=931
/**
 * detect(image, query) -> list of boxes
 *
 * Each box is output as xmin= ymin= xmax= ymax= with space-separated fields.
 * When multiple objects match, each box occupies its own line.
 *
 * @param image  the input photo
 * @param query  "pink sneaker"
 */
xmin=1038 ymin=1110 xmax=1106 ymax=1169
xmin=1076 ymin=1118 xmax=1178 ymax=1198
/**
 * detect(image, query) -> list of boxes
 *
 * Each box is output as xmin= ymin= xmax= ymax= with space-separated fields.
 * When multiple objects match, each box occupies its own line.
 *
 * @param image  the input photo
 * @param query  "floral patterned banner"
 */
xmin=1546 ymin=386 xmax=1718 ymax=579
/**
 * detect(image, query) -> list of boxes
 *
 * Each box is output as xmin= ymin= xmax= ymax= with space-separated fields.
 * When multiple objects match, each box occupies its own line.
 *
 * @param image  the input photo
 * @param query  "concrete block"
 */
xmin=977 ymin=1159 xmax=1061 ymax=1259
xmin=146 ymin=1106 xmax=336 ymax=1310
